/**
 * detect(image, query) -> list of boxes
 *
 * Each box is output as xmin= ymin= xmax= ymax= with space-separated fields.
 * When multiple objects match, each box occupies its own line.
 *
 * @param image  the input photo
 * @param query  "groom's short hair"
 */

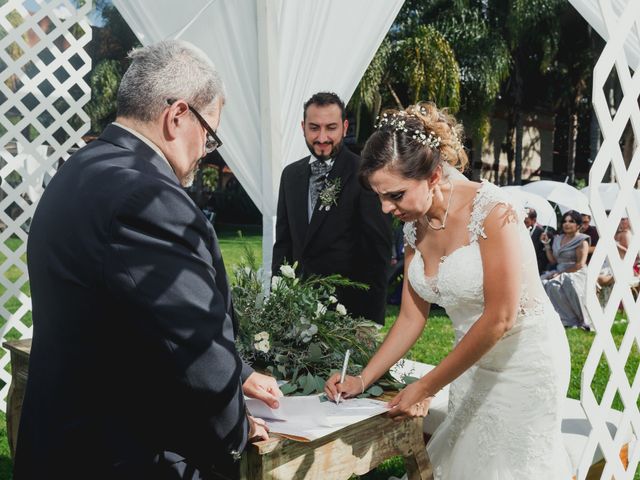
xmin=303 ymin=92 xmax=346 ymax=121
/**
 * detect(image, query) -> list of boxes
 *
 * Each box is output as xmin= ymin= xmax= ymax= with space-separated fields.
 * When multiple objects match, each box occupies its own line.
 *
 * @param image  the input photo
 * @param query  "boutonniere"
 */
xmin=318 ymin=177 xmax=341 ymax=211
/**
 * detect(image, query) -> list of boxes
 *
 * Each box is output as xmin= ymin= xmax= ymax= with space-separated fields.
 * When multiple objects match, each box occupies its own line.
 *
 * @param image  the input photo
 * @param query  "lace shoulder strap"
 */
xmin=403 ymin=221 xmax=417 ymax=250
xmin=468 ymin=181 xmax=524 ymax=242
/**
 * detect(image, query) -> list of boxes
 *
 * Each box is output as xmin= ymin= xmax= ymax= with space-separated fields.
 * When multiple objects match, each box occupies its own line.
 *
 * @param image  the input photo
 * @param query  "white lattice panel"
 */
xmin=582 ymin=0 xmax=640 ymax=478
xmin=0 ymin=0 xmax=91 ymax=411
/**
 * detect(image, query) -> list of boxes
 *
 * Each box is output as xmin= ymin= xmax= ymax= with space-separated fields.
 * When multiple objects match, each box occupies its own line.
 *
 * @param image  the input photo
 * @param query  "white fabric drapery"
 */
xmin=569 ymin=0 xmax=640 ymax=70
xmin=112 ymin=0 xmax=404 ymax=271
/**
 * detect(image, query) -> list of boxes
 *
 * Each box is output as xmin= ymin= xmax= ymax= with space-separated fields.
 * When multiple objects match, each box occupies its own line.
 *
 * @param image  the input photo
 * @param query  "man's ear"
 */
xmin=165 ymin=100 xmax=190 ymax=140
xmin=301 ymin=120 xmax=305 ymax=133
xmin=343 ymin=119 xmax=349 ymax=137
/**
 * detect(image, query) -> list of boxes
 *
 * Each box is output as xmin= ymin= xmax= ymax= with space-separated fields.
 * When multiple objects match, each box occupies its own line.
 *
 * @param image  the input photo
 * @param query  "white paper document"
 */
xmin=245 ymin=395 xmax=389 ymax=442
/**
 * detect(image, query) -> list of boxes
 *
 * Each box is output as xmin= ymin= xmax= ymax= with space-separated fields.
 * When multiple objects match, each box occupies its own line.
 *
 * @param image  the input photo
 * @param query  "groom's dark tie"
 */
xmin=309 ymin=159 xmax=333 ymax=218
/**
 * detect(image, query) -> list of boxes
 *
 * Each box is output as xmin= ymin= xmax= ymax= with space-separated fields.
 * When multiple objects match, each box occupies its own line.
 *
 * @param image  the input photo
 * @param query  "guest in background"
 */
xmin=597 ymin=217 xmax=638 ymax=304
xmin=615 ymin=217 xmax=632 ymax=257
xmin=524 ymin=208 xmax=553 ymax=274
xmin=541 ymin=210 xmax=591 ymax=330
xmin=580 ymin=212 xmax=599 ymax=263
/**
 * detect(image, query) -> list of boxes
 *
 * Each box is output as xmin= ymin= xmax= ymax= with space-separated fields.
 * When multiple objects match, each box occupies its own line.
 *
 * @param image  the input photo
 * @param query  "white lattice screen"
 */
xmin=0 ymin=0 xmax=91 ymax=411
xmin=581 ymin=0 xmax=640 ymax=478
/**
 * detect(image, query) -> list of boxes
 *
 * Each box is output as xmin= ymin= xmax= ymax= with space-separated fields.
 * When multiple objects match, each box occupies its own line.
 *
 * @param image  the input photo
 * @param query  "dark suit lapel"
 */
xmin=304 ymin=148 xmax=353 ymax=249
xmin=289 ymin=159 xmax=311 ymax=243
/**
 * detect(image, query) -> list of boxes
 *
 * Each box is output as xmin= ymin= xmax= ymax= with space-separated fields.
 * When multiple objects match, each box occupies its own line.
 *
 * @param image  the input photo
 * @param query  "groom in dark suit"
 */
xmin=272 ymin=92 xmax=391 ymax=324
xmin=15 ymin=40 xmax=278 ymax=480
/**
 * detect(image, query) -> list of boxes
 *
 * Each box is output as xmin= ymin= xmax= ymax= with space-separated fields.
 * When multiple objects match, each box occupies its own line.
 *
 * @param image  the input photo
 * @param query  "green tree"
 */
xmin=83 ymin=3 xmax=140 ymax=134
xmin=355 ymin=0 xmax=570 ymax=183
xmin=492 ymin=0 xmax=564 ymax=184
xmin=349 ymin=39 xmax=392 ymax=141
xmin=549 ymin=10 xmax=599 ymax=184
xmin=396 ymin=25 xmax=460 ymax=110
xmin=435 ymin=8 xmax=510 ymax=179
xmin=85 ymin=59 xmax=122 ymax=131
xmin=348 ymin=23 xmax=460 ymax=145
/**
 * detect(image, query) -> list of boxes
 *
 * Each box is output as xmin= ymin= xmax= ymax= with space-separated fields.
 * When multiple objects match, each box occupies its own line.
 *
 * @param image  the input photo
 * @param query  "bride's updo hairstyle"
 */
xmin=360 ymin=102 xmax=467 ymax=186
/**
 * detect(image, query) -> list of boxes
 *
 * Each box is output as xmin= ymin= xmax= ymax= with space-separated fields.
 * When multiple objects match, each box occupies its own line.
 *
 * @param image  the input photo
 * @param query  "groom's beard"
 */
xmin=306 ymin=138 xmax=343 ymax=161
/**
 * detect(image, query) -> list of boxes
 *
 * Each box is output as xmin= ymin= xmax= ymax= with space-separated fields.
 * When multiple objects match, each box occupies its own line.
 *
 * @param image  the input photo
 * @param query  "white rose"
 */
xmin=280 ymin=265 xmax=296 ymax=279
xmin=271 ymin=275 xmax=282 ymax=290
xmin=244 ymin=266 xmax=252 ymax=275
xmin=336 ymin=303 xmax=347 ymax=315
xmin=329 ymin=295 xmax=338 ymax=304
xmin=254 ymin=339 xmax=270 ymax=353
xmin=315 ymin=302 xmax=327 ymax=318
xmin=253 ymin=331 xmax=269 ymax=342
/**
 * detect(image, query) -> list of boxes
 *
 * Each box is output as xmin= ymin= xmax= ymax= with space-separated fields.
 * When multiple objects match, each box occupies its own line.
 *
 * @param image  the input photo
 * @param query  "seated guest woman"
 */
xmin=540 ymin=210 xmax=591 ymax=329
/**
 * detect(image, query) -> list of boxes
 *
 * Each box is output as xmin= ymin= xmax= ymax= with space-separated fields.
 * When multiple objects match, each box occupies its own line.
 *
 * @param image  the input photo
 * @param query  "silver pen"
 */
xmin=335 ymin=349 xmax=351 ymax=404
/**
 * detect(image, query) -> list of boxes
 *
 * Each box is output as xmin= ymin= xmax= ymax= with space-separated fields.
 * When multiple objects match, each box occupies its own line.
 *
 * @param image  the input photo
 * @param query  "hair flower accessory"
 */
xmin=425 ymin=131 xmax=441 ymax=149
xmin=374 ymin=112 xmax=408 ymax=132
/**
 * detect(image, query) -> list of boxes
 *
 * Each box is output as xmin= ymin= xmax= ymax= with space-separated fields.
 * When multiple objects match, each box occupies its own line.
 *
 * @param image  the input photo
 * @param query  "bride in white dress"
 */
xmin=325 ymin=103 xmax=572 ymax=478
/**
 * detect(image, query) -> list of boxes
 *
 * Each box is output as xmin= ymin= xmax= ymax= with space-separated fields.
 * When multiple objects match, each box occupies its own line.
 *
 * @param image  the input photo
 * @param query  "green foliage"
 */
xmin=349 ymin=21 xmax=461 ymax=143
xmin=435 ymin=9 xmax=510 ymax=139
xmin=85 ymin=59 xmax=123 ymax=132
xmin=232 ymin=254 xmax=398 ymax=395
xmin=201 ymin=166 xmax=219 ymax=191
xmin=397 ymin=25 xmax=460 ymax=111
xmin=351 ymin=39 xmax=392 ymax=112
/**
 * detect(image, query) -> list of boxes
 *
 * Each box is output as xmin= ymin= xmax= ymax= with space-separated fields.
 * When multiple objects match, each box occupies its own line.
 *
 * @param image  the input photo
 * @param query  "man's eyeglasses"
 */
xmin=167 ymin=99 xmax=223 ymax=154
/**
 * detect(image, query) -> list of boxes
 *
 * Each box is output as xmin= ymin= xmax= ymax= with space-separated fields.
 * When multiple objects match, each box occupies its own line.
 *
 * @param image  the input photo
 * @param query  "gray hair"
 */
xmin=116 ymin=39 xmax=226 ymax=122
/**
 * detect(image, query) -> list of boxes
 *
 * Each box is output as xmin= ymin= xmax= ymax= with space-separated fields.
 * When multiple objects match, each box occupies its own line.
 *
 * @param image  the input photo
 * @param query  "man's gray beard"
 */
xmin=181 ymin=170 xmax=196 ymax=188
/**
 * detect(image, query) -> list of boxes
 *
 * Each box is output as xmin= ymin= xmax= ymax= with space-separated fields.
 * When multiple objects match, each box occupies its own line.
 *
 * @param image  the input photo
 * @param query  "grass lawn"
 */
xmin=0 ymin=231 xmax=637 ymax=478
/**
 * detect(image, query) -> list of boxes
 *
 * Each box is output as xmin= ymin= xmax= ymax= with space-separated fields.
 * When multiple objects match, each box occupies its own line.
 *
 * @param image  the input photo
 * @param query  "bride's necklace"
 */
xmin=425 ymin=180 xmax=454 ymax=230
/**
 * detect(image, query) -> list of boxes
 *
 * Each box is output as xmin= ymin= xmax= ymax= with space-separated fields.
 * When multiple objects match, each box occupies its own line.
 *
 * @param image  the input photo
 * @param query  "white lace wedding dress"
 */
xmin=404 ymin=180 xmax=572 ymax=479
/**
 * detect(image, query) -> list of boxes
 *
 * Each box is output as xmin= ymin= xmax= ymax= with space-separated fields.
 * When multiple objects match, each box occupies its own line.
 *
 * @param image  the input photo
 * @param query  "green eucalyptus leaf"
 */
xmin=280 ymin=383 xmax=297 ymax=395
xmin=314 ymin=375 xmax=326 ymax=393
xmin=308 ymin=343 xmax=322 ymax=362
xmin=366 ymin=385 xmax=384 ymax=397
xmin=301 ymin=373 xmax=316 ymax=395
xmin=290 ymin=367 xmax=299 ymax=384
xmin=403 ymin=375 xmax=420 ymax=385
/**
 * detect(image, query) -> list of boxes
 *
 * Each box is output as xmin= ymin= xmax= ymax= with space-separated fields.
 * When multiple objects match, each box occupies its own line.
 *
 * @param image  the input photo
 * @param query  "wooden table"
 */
xmin=3 ymin=338 xmax=31 ymax=457
xmin=3 ymin=339 xmax=432 ymax=478
xmin=241 ymin=396 xmax=432 ymax=480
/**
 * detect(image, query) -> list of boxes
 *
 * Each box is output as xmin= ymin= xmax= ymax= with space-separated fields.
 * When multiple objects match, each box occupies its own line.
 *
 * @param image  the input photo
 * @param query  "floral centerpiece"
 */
xmin=232 ymin=252 xmax=403 ymax=396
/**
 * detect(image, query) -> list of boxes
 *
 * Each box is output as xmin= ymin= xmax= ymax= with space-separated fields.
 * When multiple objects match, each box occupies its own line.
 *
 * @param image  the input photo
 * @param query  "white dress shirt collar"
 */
xmin=112 ymin=122 xmax=174 ymax=173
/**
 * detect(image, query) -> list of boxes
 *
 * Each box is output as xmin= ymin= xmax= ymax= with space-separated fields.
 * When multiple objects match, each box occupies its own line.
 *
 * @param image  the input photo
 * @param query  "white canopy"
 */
xmin=569 ymin=0 xmax=640 ymax=70
xmin=112 ymin=0 xmax=404 ymax=271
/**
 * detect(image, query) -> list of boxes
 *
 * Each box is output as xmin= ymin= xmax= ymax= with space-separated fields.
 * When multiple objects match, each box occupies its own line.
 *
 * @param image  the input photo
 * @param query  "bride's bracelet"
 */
xmin=356 ymin=374 xmax=366 ymax=394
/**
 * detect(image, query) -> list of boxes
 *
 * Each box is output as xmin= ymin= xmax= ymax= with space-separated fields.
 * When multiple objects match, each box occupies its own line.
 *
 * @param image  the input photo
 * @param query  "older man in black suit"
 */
xmin=272 ymin=92 xmax=391 ymax=325
xmin=15 ymin=40 xmax=279 ymax=480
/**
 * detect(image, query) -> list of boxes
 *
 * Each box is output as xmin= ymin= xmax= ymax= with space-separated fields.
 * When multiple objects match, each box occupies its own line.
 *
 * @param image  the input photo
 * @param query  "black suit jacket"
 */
xmin=15 ymin=125 xmax=249 ymax=480
xmin=272 ymin=147 xmax=391 ymax=324
xmin=530 ymin=224 xmax=554 ymax=274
